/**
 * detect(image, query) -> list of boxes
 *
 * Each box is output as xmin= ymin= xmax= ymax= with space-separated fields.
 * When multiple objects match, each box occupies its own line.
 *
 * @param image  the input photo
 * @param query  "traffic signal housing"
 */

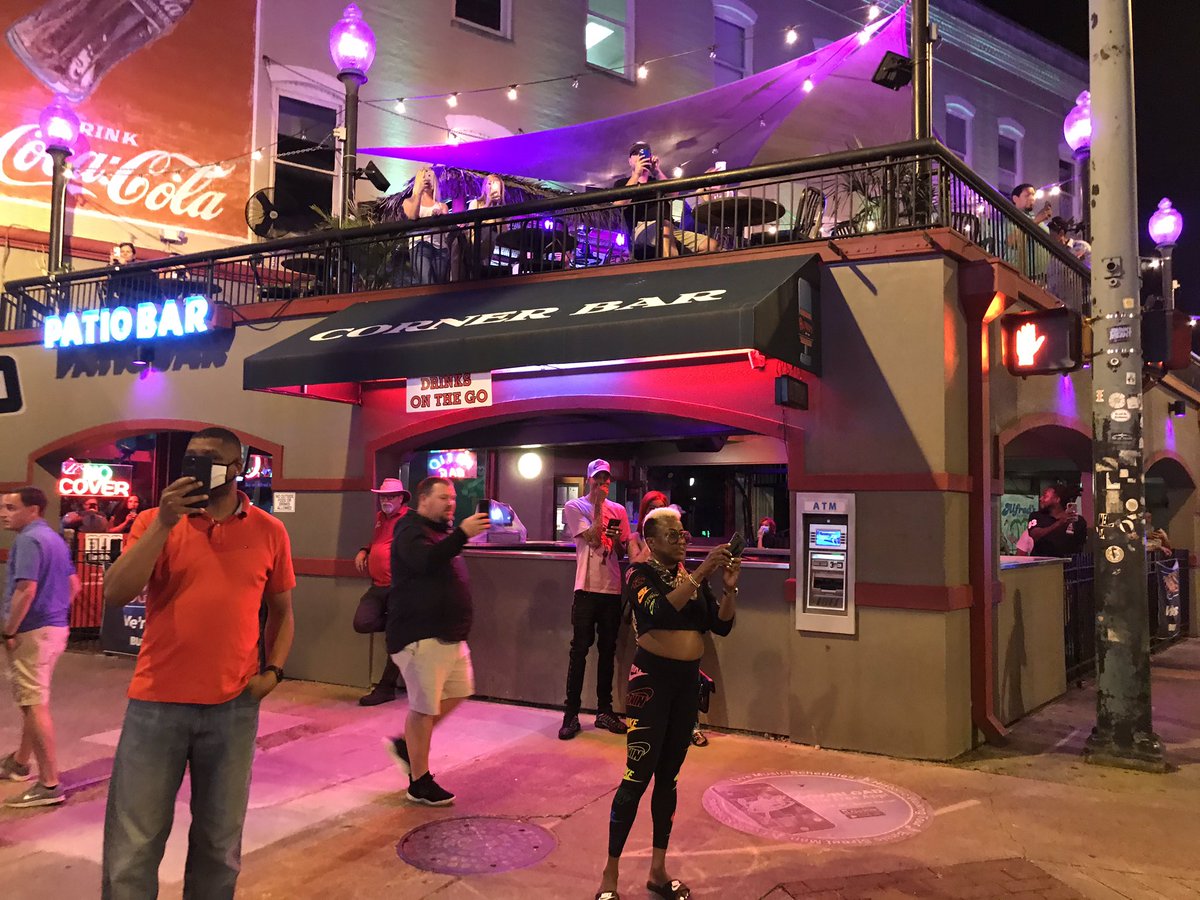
xmin=1000 ymin=308 xmax=1084 ymax=376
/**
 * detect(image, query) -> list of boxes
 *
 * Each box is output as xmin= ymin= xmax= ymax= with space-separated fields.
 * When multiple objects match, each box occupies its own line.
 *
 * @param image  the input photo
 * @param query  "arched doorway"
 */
xmin=1000 ymin=418 xmax=1091 ymax=554
xmin=1146 ymin=452 xmax=1197 ymax=552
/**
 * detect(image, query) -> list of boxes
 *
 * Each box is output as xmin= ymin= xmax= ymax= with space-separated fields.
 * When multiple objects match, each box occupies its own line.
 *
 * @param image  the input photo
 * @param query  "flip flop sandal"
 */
xmin=691 ymin=729 xmax=708 ymax=747
xmin=647 ymin=879 xmax=690 ymax=899
xmin=595 ymin=892 xmax=620 ymax=900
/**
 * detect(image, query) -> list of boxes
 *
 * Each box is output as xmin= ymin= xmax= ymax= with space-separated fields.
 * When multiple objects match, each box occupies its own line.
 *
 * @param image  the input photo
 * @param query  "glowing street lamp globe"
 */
xmin=1148 ymin=197 xmax=1183 ymax=247
xmin=39 ymin=94 xmax=79 ymax=151
xmin=329 ymin=3 xmax=376 ymax=76
xmin=1063 ymin=90 xmax=1091 ymax=154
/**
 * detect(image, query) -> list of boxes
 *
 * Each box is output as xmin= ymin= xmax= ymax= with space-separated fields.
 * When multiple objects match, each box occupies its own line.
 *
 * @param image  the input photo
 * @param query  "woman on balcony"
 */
xmin=402 ymin=167 xmax=451 ymax=284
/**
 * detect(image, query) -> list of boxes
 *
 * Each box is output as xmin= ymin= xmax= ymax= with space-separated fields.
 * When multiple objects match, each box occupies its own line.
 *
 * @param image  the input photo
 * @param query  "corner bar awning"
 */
xmin=242 ymin=255 xmax=819 ymax=391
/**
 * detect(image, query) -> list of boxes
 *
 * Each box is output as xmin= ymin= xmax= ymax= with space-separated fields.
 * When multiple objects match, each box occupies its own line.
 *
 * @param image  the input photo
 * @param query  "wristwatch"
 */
xmin=263 ymin=665 xmax=285 ymax=683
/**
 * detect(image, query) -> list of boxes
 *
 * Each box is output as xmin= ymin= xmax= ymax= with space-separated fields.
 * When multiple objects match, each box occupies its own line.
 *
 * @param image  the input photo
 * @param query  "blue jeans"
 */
xmin=102 ymin=692 xmax=260 ymax=900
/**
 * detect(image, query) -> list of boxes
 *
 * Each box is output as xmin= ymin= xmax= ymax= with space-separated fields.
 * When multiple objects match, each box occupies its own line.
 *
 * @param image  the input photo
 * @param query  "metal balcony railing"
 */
xmin=1 ymin=139 xmax=1090 ymax=333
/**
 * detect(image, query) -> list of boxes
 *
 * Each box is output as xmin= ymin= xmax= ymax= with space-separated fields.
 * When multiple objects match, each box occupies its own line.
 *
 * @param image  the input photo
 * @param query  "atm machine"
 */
xmin=794 ymin=493 xmax=856 ymax=635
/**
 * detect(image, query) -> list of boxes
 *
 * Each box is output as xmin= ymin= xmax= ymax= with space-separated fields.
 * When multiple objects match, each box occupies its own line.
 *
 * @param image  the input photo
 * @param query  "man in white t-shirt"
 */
xmin=558 ymin=459 xmax=630 ymax=740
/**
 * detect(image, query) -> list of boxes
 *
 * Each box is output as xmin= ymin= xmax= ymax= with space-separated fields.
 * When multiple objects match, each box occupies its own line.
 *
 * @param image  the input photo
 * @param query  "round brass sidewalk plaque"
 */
xmin=396 ymin=816 xmax=556 ymax=874
xmin=703 ymin=771 xmax=931 ymax=845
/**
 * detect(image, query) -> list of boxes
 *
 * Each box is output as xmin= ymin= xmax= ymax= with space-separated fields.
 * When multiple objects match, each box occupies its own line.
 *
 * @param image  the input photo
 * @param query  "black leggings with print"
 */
xmin=608 ymin=647 xmax=699 ymax=858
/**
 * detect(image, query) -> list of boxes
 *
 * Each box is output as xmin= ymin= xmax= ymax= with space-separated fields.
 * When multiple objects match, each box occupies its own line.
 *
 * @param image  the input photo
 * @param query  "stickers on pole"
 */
xmin=1105 ymin=546 xmax=1125 ymax=563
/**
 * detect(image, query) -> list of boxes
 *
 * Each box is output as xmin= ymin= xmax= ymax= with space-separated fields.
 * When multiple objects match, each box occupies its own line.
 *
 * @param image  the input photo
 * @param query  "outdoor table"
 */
xmin=693 ymin=196 xmax=785 ymax=247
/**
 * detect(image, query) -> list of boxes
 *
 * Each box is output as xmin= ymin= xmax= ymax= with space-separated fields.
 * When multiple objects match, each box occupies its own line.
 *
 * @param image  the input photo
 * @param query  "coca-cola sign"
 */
xmin=0 ymin=122 xmax=234 ymax=223
xmin=1 ymin=0 xmax=254 ymax=239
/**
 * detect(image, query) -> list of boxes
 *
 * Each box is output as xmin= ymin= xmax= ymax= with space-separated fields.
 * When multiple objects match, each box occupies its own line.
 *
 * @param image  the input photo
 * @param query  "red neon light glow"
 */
xmin=58 ymin=459 xmax=132 ymax=498
xmin=1013 ymin=322 xmax=1047 ymax=368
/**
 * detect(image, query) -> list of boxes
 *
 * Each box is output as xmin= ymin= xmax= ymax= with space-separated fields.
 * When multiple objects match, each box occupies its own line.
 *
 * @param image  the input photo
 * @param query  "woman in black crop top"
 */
xmin=595 ymin=508 xmax=739 ymax=900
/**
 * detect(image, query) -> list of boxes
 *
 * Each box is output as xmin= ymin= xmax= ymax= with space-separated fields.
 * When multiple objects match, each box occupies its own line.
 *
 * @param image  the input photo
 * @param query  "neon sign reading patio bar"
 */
xmin=43 ymin=296 xmax=211 ymax=349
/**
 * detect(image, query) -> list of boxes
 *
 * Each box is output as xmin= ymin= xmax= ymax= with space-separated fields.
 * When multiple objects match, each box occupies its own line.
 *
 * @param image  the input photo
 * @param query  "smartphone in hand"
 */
xmin=179 ymin=454 xmax=215 ymax=508
xmin=728 ymin=532 xmax=745 ymax=557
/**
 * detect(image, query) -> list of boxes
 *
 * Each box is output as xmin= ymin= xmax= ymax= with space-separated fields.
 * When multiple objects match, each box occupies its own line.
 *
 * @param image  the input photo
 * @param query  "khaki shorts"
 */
xmin=391 ymin=639 xmax=474 ymax=715
xmin=7 ymin=625 xmax=68 ymax=707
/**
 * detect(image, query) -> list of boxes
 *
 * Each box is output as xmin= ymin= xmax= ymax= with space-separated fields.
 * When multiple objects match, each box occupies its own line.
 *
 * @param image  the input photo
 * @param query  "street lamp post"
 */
xmin=39 ymin=94 xmax=80 ymax=275
xmin=1148 ymin=198 xmax=1184 ymax=310
xmin=1063 ymin=90 xmax=1092 ymax=242
xmin=329 ymin=3 xmax=376 ymax=225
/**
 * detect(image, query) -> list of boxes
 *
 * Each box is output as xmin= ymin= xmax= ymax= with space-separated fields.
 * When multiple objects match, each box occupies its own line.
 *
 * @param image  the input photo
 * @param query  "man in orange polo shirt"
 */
xmin=99 ymin=427 xmax=295 ymax=900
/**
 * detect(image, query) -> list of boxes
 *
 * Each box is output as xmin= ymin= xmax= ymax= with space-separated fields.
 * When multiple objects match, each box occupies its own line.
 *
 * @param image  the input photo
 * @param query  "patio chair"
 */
xmin=747 ymin=186 xmax=825 ymax=246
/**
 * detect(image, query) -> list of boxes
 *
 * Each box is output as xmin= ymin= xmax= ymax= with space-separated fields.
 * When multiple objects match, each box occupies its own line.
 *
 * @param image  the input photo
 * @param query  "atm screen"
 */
xmin=812 ymin=528 xmax=845 ymax=548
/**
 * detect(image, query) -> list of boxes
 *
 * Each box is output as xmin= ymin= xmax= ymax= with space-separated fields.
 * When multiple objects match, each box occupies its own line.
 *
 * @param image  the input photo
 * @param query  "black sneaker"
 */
xmin=406 ymin=772 xmax=455 ymax=806
xmin=359 ymin=685 xmax=396 ymax=707
xmin=383 ymin=736 xmax=411 ymax=778
xmin=595 ymin=712 xmax=628 ymax=735
xmin=558 ymin=714 xmax=582 ymax=740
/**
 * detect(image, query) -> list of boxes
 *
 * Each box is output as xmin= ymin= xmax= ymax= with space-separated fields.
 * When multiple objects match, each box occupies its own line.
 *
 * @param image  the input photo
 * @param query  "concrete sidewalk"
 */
xmin=1 ymin=642 xmax=1198 ymax=899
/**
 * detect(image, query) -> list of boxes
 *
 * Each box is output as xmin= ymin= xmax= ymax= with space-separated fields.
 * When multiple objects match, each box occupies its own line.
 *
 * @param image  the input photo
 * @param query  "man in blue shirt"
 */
xmin=1 ymin=486 xmax=79 ymax=809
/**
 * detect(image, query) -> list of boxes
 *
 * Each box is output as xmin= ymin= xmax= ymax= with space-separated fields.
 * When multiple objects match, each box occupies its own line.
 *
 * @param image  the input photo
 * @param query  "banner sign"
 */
xmin=59 ymin=458 xmax=132 ymax=497
xmin=1 ymin=1 xmax=255 ymax=239
xmin=1155 ymin=560 xmax=1181 ymax=638
xmin=42 ymin=296 xmax=229 ymax=349
xmin=406 ymin=373 xmax=492 ymax=413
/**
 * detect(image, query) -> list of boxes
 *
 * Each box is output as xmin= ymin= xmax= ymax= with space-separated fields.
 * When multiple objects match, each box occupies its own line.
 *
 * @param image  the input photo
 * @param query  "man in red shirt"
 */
xmin=353 ymin=477 xmax=409 ymax=706
xmin=99 ymin=427 xmax=295 ymax=899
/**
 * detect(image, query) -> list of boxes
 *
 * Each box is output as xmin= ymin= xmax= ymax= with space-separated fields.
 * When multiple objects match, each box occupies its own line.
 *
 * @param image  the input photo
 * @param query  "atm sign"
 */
xmin=1000 ymin=308 xmax=1083 ymax=375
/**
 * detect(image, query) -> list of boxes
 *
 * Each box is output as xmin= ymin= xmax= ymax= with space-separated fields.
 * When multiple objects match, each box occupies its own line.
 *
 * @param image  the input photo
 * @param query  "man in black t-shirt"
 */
xmin=614 ymin=141 xmax=717 ymax=259
xmin=1025 ymin=483 xmax=1087 ymax=557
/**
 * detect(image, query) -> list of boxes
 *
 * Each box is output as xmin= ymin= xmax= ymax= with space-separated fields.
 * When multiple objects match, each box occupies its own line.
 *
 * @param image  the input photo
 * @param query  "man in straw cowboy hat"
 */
xmin=353 ymin=478 xmax=410 ymax=705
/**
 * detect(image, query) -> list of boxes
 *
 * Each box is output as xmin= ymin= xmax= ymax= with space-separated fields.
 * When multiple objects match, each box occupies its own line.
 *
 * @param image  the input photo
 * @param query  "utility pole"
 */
xmin=911 ymin=0 xmax=932 ymax=141
xmin=1085 ymin=0 xmax=1165 ymax=772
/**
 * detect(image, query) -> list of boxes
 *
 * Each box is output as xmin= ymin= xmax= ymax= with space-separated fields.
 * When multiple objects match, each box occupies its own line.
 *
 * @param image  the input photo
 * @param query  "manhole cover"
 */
xmin=703 ymin=771 xmax=931 ymax=845
xmin=396 ymin=816 xmax=556 ymax=874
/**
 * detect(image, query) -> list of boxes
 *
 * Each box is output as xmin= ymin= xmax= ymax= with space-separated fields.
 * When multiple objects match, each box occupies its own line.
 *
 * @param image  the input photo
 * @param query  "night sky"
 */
xmin=978 ymin=1 xmax=1200 ymax=315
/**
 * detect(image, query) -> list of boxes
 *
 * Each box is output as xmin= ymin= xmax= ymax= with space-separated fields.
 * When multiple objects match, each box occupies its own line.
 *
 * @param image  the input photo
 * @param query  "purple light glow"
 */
xmin=39 ymin=94 xmax=79 ymax=151
xmin=615 ymin=233 xmax=626 ymax=247
xmin=1148 ymin=197 xmax=1183 ymax=247
xmin=329 ymin=3 xmax=375 ymax=76
xmin=542 ymin=218 xmax=554 ymax=230
xmin=1063 ymin=90 xmax=1091 ymax=153
xmin=1057 ymin=372 xmax=1076 ymax=417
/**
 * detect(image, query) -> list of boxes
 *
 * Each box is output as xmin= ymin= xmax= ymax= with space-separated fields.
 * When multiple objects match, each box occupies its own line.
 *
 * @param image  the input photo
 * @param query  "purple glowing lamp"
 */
xmin=39 ymin=94 xmax=80 ymax=151
xmin=329 ymin=3 xmax=376 ymax=76
xmin=1148 ymin=198 xmax=1183 ymax=247
xmin=1063 ymin=90 xmax=1091 ymax=154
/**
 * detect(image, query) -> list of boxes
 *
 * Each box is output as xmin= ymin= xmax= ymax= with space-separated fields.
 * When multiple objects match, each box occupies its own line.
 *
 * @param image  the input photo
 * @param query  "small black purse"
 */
xmin=698 ymin=669 xmax=716 ymax=713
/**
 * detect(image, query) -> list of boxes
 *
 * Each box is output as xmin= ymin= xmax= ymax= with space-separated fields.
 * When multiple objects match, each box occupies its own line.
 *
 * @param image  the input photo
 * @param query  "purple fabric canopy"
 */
xmin=361 ymin=9 xmax=910 ymax=187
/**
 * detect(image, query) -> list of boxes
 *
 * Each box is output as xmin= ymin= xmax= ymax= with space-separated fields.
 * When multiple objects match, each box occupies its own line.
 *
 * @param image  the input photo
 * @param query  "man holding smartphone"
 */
xmin=100 ymin=426 xmax=296 ymax=898
xmin=559 ymin=459 xmax=630 ymax=740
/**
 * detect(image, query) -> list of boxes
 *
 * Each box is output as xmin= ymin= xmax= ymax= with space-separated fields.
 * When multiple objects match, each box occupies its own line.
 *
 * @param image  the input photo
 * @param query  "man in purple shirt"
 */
xmin=1 ymin=486 xmax=79 ymax=809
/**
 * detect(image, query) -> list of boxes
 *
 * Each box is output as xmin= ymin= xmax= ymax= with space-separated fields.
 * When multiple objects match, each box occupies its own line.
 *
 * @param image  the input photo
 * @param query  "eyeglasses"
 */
xmin=664 ymin=529 xmax=690 ymax=543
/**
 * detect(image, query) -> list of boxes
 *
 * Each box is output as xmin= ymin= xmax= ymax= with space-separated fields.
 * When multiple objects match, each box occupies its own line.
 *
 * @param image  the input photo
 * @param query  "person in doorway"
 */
xmin=559 ymin=459 xmax=631 ymax=740
xmin=0 ymin=487 xmax=80 ymax=809
xmin=61 ymin=498 xmax=109 ymax=534
xmin=107 ymin=495 xmax=142 ymax=535
xmin=1145 ymin=513 xmax=1174 ymax=561
xmin=100 ymin=426 xmax=296 ymax=899
xmin=354 ymin=478 xmax=410 ymax=706
xmin=756 ymin=516 xmax=787 ymax=549
xmin=629 ymin=491 xmax=670 ymax=564
xmin=382 ymin=477 xmax=490 ymax=806
xmin=1024 ymin=482 xmax=1088 ymax=558
xmin=597 ymin=507 xmax=738 ymax=900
